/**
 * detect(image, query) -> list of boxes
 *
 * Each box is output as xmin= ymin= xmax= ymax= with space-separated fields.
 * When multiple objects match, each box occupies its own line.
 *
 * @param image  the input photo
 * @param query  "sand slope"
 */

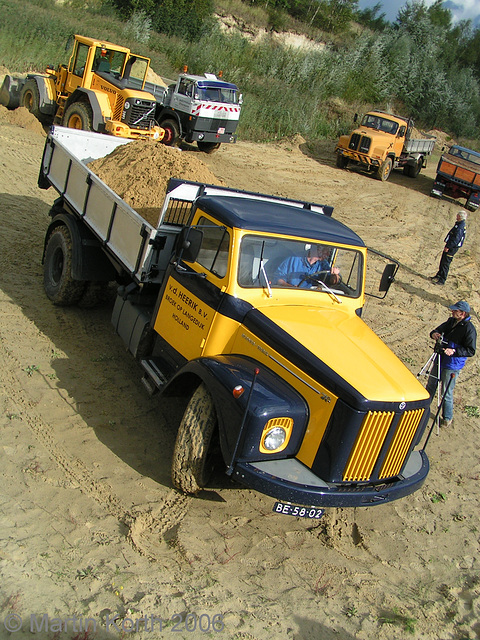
xmin=0 ymin=105 xmax=479 ymax=640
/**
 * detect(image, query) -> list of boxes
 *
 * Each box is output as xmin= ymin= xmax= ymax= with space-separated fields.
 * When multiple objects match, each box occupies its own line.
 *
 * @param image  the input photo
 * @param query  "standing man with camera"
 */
xmin=431 ymin=210 xmax=467 ymax=285
xmin=426 ymin=301 xmax=477 ymax=427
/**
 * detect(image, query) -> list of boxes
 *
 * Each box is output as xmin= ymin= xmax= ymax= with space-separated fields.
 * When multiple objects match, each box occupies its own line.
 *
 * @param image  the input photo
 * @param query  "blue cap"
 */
xmin=449 ymin=300 xmax=470 ymax=313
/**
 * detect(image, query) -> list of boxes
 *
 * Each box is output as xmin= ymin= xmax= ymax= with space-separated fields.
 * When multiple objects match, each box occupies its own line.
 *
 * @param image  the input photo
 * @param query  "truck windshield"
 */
xmin=196 ymin=86 xmax=239 ymax=104
xmin=94 ymin=47 xmax=127 ymax=76
xmin=238 ymin=236 xmax=363 ymax=298
xmin=362 ymin=115 xmax=399 ymax=135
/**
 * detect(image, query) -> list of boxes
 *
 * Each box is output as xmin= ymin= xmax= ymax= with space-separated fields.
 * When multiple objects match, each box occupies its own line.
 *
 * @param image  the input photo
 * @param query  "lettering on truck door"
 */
xmin=154 ymin=215 xmax=230 ymax=361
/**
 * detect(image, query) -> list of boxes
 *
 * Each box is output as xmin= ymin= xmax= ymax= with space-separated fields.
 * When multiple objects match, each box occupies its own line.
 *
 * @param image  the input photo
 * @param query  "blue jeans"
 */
xmin=427 ymin=368 xmax=459 ymax=421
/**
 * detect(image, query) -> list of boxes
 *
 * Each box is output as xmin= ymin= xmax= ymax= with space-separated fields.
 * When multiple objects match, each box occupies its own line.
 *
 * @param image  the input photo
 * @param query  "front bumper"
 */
xmin=105 ymin=121 xmax=165 ymax=141
xmin=232 ymin=450 xmax=429 ymax=507
xmin=336 ymin=148 xmax=380 ymax=169
xmin=189 ymin=130 xmax=237 ymax=144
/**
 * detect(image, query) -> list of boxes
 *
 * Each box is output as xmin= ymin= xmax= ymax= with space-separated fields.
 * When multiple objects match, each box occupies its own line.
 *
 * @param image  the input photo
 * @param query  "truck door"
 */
xmin=153 ymin=214 xmax=231 ymax=362
xmin=63 ymin=42 xmax=90 ymax=95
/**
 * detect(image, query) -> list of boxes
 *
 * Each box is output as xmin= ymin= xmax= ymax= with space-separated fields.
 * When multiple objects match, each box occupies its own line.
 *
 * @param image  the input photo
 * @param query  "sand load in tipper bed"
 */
xmin=88 ymin=139 xmax=224 ymax=227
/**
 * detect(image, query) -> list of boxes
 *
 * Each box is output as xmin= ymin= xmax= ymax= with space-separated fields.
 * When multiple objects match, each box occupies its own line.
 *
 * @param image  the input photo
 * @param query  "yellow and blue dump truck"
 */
xmin=38 ymin=126 xmax=431 ymax=517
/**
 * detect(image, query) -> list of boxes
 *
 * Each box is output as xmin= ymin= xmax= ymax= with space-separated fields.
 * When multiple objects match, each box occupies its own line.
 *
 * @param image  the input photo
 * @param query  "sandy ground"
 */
xmin=0 ymin=104 xmax=479 ymax=640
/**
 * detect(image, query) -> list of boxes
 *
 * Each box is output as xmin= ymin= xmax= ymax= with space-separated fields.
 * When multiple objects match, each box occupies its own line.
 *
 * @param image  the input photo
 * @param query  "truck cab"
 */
xmin=153 ymin=71 xmax=242 ymax=153
xmin=115 ymin=187 xmax=431 ymax=508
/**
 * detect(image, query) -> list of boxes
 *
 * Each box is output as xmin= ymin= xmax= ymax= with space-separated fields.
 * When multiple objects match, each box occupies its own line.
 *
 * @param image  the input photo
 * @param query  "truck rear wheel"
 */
xmin=171 ymin=383 xmax=217 ymax=495
xmin=63 ymin=102 xmax=93 ymax=131
xmin=20 ymin=79 xmax=43 ymax=122
xmin=197 ymin=141 xmax=221 ymax=154
xmin=160 ymin=118 xmax=180 ymax=146
xmin=377 ymin=157 xmax=392 ymax=182
xmin=404 ymin=159 xmax=421 ymax=178
xmin=44 ymin=226 xmax=85 ymax=305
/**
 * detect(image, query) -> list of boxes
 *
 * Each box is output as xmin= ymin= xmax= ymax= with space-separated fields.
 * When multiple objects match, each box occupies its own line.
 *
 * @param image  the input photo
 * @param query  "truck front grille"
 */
xmin=343 ymin=409 xmax=424 ymax=482
xmin=118 ymin=99 xmax=156 ymax=131
xmin=349 ymin=133 xmax=371 ymax=154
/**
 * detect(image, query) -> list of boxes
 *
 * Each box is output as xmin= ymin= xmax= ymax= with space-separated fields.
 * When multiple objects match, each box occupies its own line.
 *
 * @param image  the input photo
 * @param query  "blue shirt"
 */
xmin=276 ymin=256 xmax=331 ymax=288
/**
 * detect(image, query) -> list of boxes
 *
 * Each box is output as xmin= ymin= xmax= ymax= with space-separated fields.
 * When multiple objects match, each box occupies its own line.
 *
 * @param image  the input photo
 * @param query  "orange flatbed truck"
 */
xmin=431 ymin=144 xmax=480 ymax=211
xmin=37 ymin=126 xmax=432 ymax=517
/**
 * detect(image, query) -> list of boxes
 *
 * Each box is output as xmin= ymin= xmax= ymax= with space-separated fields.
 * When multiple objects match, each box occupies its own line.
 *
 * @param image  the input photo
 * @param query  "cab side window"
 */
xmin=195 ymin=216 xmax=230 ymax=278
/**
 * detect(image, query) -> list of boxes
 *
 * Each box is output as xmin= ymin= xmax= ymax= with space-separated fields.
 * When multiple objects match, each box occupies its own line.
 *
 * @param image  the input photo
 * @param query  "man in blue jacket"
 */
xmin=431 ymin=211 xmax=467 ymax=285
xmin=427 ymin=300 xmax=477 ymax=426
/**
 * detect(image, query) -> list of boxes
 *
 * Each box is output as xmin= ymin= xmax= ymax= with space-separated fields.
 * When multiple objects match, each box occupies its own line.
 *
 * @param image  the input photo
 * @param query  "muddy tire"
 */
xmin=336 ymin=154 xmax=349 ymax=169
xmin=78 ymin=282 xmax=109 ymax=308
xmin=197 ymin=141 xmax=221 ymax=154
xmin=377 ymin=157 xmax=392 ymax=182
xmin=44 ymin=226 xmax=85 ymax=305
xmin=63 ymin=102 xmax=93 ymax=131
xmin=404 ymin=160 xmax=421 ymax=178
xmin=171 ymin=383 xmax=217 ymax=494
xmin=160 ymin=118 xmax=180 ymax=146
xmin=20 ymin=79 xmax=43 ymax=122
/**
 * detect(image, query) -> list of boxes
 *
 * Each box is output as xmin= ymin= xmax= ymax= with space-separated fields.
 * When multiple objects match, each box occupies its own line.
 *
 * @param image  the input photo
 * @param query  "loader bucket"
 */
xmin=0 ymin=75 xmax=23 ymax=109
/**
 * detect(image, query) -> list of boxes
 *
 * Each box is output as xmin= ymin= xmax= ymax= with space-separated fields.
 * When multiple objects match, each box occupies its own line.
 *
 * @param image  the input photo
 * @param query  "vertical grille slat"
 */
xmin=379 ymin=409 xmax=424 ymax=479
xmin=342 ymin=409 xmax=425 ymax=483
xmin=343 ymin=411 xmax=394 ymax=481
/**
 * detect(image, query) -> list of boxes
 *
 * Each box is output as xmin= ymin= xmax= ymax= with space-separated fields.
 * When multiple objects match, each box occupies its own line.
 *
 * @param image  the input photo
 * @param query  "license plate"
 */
xmin=273 ymin=502 xmax=324 ymax=519
xmin=217 ymin=127 xmax=225 ymax=135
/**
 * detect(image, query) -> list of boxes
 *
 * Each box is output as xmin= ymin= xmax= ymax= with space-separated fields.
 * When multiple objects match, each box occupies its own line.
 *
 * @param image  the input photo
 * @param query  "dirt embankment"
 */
xmin=0 ymin=104 xmax=479 ymax=640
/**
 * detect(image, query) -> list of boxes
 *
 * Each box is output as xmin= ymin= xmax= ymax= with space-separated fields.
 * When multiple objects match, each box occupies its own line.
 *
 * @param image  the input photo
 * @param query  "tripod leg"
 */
xmin=436 ymin=356 xmax=441 ymax=435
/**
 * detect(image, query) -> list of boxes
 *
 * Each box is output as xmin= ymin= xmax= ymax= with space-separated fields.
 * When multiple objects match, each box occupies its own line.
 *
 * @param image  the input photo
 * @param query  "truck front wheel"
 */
xmin=160 ymin=118 xmax=180 ymax=146
xmin=171 ymin=383 xmax=217 ymax=495
xmin=336 ymin=154 xmax=349 ymax=169
xmin=44 ymin=226 xmax=85 ymax=305
xmin=63 ymin=102 xmax=93 ymax=131
xmin=197 ymin=141 xmax=221 ymax=154
xmin=377 ymin=157 xmax=392 ymax=182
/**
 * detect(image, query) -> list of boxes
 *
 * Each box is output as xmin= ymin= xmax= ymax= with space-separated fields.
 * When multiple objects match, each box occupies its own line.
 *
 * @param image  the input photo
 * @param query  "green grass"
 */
xmin=1 ymin=0 xmax=479 ymax=141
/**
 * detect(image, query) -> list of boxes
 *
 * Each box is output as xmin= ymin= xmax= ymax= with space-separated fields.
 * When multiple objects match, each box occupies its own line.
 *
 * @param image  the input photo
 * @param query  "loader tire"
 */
xmin=377 ymin=157 xmax=392 ymax=182
xmin=44 ymin=226 xmax=85 ymax=306
xmin=171 ymin=383 xmax=217 ymax=495
xmin=63 ymin=102 xmax=93 ymax=131
xmin=197 ymin=141 xmax=221 ymax=154
xmin=160 ymin=118 xmax=180 ymax=146
xmin=20 ymin=79 xmax=43 ymax=122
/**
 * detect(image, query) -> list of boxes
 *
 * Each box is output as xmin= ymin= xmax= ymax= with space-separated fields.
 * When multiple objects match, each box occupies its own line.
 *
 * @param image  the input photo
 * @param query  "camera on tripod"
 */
xmin=434 ymin=336 xmax=447 ymax=354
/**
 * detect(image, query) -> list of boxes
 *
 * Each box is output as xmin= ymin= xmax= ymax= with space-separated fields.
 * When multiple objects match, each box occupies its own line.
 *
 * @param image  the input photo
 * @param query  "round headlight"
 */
xmin=263 ymin=427 xmax=286 ymax=451
xmin=124 ymin=101 xmax=130 ymax=110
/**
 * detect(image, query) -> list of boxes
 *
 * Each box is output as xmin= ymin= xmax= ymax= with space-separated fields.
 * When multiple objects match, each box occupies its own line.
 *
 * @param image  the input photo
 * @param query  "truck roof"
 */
xmin=196 ymin=195 xmax=365 ymax=247
xmin=75 ymin=34 xmax=131 ymax=55
xmin=183 ymin=74 xmax=238 ymax=91
xmin=449 ymin=144 xmax=480 ymax=158
xmin=369 ymin=110 xmax=409 ymax=124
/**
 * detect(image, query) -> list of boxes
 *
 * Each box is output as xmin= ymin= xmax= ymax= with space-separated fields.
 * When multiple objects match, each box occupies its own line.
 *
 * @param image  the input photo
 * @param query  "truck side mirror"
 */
xmin=176 ymin=227 xmax=203 ymax=263
xmin=398 ymin=126 xmax=406 ymax=137
xmin=353 ymin=113 xmax=358 ymax=123
xmin=379 ymin=263 xmax=397 ymax=293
